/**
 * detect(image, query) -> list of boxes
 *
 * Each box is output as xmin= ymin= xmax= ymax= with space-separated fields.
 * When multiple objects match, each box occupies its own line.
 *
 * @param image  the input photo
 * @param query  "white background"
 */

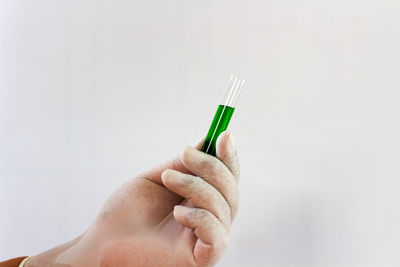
xmin=1 ymin=0 xmax=400 ymax=266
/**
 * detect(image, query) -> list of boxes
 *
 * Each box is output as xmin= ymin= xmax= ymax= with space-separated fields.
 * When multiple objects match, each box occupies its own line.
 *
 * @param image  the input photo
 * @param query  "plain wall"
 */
xmin=1 ymin=0 xmax=400 ymax=266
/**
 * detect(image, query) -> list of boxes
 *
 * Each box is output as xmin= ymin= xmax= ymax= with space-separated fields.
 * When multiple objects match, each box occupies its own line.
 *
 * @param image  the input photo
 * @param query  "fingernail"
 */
xmin=181 ymin=146 xmax=200 ymax=163
xmin=161 ymin=169 xmax=181 ymax=183
xmin=161 ymin=169 xmax=170 ymax=182
xmin=174 ymin=205 xmax=190 ymax=217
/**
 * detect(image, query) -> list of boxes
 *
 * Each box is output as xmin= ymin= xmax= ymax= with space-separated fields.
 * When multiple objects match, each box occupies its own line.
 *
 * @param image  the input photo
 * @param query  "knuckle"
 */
xmin=214 ymin=231 xmax=230 ymax=251
xmin=182 ymin=174 xmax=195 ymax=187
xmin=223 ymin=202 xmax=232 ymax=218
xmin=201 ymin=159 xmax=226 ymax=179
xmin=198 ymin=157 xmax=214 ymax=170
xmin=232 ymin=196 xmax=239 ymax=211
xmin=193 ymin=208 xmax=210 ymax=219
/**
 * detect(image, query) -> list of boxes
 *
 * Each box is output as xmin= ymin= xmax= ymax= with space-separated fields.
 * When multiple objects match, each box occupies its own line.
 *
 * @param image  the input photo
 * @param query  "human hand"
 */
xmin=27 ymin=131 xmax=240 ymax=267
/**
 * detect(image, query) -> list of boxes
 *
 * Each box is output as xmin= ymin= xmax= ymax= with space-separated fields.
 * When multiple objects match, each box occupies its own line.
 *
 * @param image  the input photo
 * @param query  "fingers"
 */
xmin=174 ymin=205 xmax=229 ymax=266
xmin=161 ymin=169 xmax=231 ymax=230
xmin=216 ymin=131 xmax=240 ymax=181
xmin=174 ymin=206 xmax=229 ymax=246
xmin=180 ymin=135 xmax=240 ymax=219
xmin=140 ymin=136 xmax=205 ymax=186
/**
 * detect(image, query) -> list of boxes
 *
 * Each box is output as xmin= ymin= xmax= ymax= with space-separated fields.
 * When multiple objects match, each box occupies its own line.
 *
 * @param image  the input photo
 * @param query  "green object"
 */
xmin=200 ymin=75 xmax=244 ymax=157
xmin=201 ymin=105 xmax=235 ymax=156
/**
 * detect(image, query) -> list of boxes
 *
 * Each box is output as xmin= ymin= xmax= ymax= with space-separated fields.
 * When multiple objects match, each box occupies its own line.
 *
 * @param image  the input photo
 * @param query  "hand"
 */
xmin=26 ymin=131 xmax=240 ymax=267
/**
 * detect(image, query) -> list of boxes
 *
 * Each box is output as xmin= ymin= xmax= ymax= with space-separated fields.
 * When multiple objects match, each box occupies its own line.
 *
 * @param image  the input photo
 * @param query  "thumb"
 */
xmin=216 ymin=130 xmax=240 ymax=181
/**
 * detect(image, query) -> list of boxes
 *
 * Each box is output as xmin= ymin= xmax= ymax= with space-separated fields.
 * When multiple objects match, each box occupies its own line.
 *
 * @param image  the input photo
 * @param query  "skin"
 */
xmin=25 ymin=130 xmax=240 ymax=267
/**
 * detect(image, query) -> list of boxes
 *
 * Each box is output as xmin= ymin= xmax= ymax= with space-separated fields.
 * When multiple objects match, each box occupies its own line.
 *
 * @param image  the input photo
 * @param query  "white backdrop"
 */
xmin=1 ymin=0 xmax=400 ymax=266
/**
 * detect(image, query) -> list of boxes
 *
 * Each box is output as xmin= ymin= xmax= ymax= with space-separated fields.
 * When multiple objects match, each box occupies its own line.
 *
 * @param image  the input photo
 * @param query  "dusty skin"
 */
xmin=25 ymin=131 xmax=240 ymax=267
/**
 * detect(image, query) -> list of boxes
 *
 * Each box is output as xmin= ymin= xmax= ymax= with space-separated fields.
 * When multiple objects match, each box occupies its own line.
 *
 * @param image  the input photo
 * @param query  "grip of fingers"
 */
xmin=173 ymin=205 xmax=229 ymax=250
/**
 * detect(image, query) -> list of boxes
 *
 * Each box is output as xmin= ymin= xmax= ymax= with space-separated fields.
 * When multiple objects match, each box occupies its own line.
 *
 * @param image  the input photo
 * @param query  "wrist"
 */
xmin=24 ymin=234 xmax=85 ymax=267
